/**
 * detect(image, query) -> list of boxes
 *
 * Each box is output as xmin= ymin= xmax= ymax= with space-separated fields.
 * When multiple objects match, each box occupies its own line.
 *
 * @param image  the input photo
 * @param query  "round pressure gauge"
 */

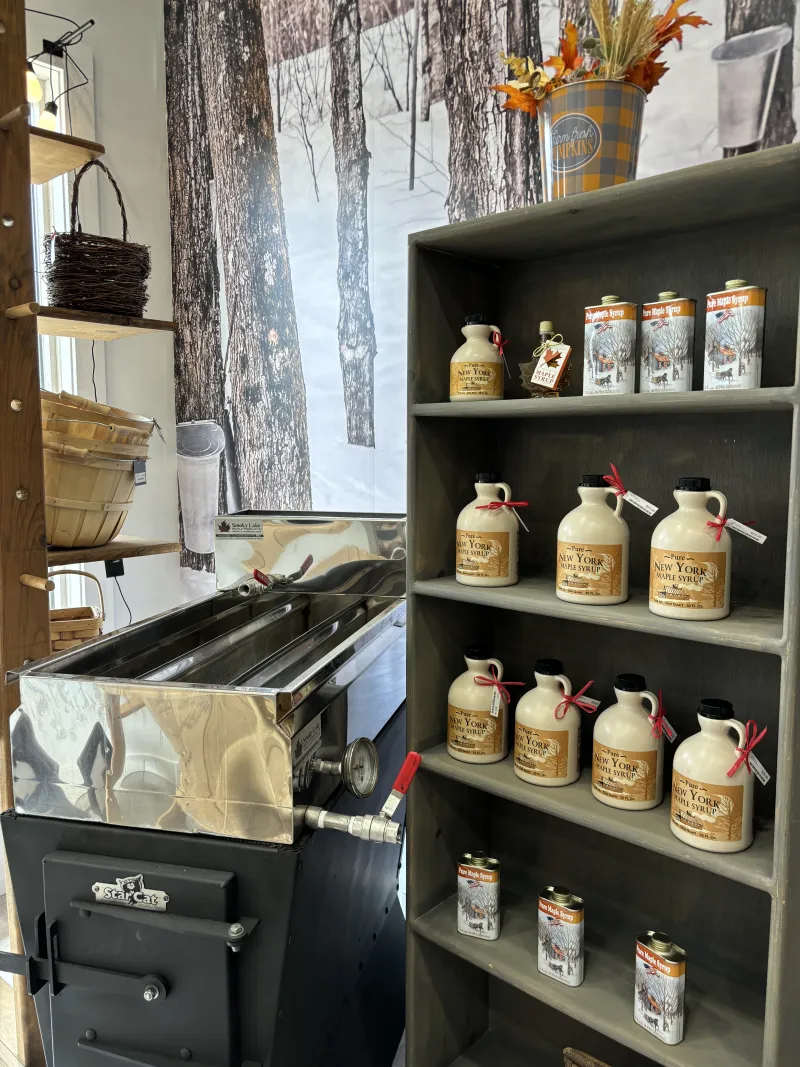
xmin=341 ymin=737 xmax=379 ymax=799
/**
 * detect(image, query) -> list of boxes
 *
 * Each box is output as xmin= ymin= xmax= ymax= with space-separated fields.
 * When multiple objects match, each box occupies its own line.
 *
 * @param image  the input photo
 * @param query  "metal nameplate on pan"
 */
xmin=92 ymin=874 xmax=170 ymax=911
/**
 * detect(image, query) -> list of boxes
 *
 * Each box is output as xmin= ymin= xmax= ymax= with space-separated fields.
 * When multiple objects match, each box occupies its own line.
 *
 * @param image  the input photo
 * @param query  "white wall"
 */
xmin=27 ymin=0 xmax=181 ymax=626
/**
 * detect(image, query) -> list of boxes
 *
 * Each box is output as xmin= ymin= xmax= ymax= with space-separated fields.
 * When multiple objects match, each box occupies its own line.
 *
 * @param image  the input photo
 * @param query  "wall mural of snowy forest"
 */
xmin=163 ymin=0 xmax=799 ymax=581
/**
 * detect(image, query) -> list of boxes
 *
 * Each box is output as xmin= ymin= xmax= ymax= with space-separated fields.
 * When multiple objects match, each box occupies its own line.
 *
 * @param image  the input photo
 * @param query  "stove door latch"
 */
xmin=300 ymin=751 xmax=421 ymax=845
xmin=69 ymin=901 xmax=259 ymax=952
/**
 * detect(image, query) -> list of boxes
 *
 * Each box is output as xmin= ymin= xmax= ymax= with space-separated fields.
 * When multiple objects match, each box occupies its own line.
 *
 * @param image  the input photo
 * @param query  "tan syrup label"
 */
xmin=456 ymin=529 xmax=509 ymax=579
xmin=448 ymin=703 xmax=504 ymax=756
xmin=671 ymin=769 xmax=744 ymax=843
xmin=450 ymin=361 xmax=503 ymax=398
xmin=593 ymin=741 xmax=657 ymax=803
xmin=515 ymin=722 xmax=569 ymax=778
xmin=557 ymin=541 xmax=622 ymax=597
xmin=649 ymin=548 xmax=725 ymax=610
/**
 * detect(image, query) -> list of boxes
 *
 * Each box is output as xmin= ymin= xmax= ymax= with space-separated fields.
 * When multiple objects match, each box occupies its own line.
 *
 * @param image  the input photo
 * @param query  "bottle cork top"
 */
xmin=658 ymin=291 xmax=679 ymax=299
xmin=600 ymin=295 xmax=620 ymax=305
xmin=539 ymin=320 xmax=554 ymax=333
xmin=725 ymin=279 xmax=748 ymax=289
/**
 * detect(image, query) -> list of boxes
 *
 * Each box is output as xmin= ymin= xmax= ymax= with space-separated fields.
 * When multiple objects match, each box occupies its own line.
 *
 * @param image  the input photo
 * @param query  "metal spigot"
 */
xmin=236 ymin=554 xmax=313 ymax=597
xmin=299 ymin=752 xmax=421 ymax=845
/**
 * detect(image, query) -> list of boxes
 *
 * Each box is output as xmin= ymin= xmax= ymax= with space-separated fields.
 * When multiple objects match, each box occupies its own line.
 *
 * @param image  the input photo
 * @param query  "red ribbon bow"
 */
xmin=491 ymin=331 xmax=508 ymax=359
xmin=476 ymin=500 xmax=529 ymax=511
xmin=555 ymin=680 xmax=596 ymax=720
xmin=603 ymin=463 xmax=626 ymax=497
xmin=474 ymin=663 xmax=524 ymax=705
xmin=648 ymin=689 xmax=666 ymax=739
xmin=728 ymin=719 xmax=767 ymax=778
xmin=706 ymin=516 xmax=755 ymax=543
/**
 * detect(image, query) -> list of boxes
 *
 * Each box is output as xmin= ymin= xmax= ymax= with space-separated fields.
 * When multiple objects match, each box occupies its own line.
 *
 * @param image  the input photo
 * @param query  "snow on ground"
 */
xmin=275 ymin=1 xmax=796 ymax=514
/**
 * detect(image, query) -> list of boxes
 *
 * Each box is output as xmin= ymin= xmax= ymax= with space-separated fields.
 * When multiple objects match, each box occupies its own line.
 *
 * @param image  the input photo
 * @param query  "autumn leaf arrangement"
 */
xmin=491 ymin=0 xmax=709 ymax=115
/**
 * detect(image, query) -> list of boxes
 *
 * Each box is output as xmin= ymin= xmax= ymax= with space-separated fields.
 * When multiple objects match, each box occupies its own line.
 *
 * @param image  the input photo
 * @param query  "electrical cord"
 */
xmin=91 ymin=340 xmax=97 ymax=401
xmin=115 ymin=577 xmax=133 ymax=627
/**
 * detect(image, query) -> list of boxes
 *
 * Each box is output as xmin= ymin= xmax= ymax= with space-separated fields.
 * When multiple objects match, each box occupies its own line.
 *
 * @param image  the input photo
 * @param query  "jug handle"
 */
xmin=606 ymin=487 xmax=624 ymax=519
xmin=555 ymin=675 xmax=572 ymax=698
xmin=487 ymin=658 xmax=504 ymax=683
xmin=641 ymin=690 xmax=659 ymax=726
xmin=707 ymin=489 xmax=728 ymax=521
xmin=489 ymin=326 xmax=501 ymax=344
xmin=497 ymin=482 xmax=513 ymax=503
xmin=727 ymin=717 xmax=748 ymax=760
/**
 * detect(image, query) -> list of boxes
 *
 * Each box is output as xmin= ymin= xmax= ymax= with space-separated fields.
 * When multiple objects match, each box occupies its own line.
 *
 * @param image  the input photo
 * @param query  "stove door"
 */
xmin=42 ymin=850 xmax=239 ymax=1066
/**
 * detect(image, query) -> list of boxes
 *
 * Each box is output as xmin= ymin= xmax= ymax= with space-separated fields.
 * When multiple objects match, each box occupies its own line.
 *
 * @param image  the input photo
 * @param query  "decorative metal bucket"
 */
xmin=538 ymin=79 xmax=646 ymax=201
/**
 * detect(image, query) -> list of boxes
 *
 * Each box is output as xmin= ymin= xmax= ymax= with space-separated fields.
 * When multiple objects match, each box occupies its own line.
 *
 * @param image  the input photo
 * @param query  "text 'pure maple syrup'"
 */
xmin=583 ymin=294 xmax=637 ymax=395
xmin=592 ymin=674 xmax=663 ymax=810
xmin=449 ymin=314 xmax=504 ymax=401
xmin=649 ymin=476 xmax=730 ymax=620
xmin=514 ymin=659 xmax=580 ymax=787
xmin=538 ymin=886 xmax=584 ymax=987
xmin=455 ymin=473 xmax=519 ymax=587
xmin=634 ymin=931 xmax=686 ymax=1045
xmin=670 ymin=698 xmax=754 ymax=854
xmin=447 ymin=648 xmax=508 ymax=764
xmin=704 ymin=279 xmax=766 ymax=392
xmin=556 ymin=474 xmax=629 ymax=605
xmin=457 ymin=852 xmax=500 ymax=940
xmin=640 ymin=291 xmax=696 ymax=394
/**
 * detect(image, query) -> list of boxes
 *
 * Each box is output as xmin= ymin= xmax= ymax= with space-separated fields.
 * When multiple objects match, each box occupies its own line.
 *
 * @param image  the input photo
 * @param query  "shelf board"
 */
xmin=422 ymin=745 xmax=774 ymax=894
xmin=37 ymin=306 xmax=175 ymax=341
xmin=412 ymin=577 xmax=784 ymax=655
xmin=413 ymin=387 xmax=798 ymax=419
xmin=409 ymin=142 xmax=800 ymax=262
xmin=47 ymin=536 xmax=181 ymax=567
xmin=412 ymin=894 xmax=764 ymax=1067
xmin=447 ymin=1032 xmax=529 ymax=1067
xmin=29 ymin=127 xmax=104 ymax=185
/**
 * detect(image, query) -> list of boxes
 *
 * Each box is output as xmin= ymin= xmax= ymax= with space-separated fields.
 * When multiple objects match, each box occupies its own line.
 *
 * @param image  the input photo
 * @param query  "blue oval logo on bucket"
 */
xmin=550 ymin=112 xmax=601 ymax=172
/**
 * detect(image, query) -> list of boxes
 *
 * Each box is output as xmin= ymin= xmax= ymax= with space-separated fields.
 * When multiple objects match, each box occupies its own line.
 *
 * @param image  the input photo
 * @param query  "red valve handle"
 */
xmin=392 ymin=752 xmax=421 ymax=795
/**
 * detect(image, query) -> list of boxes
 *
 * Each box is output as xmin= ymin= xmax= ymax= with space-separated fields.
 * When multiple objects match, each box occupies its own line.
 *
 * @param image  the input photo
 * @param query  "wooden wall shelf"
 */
xmin=5 ymin=302 xmax=175 ymax=340
xmin=29 ymin=127 xmax=104 ymax=185
xmin=48 ymin=536 xmax=181 ymax=567
xmin=406 ymin=144 xmax=800 ymax=1067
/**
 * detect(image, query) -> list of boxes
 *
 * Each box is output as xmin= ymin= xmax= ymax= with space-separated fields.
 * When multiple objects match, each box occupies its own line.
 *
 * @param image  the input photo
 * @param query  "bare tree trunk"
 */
xmin=330 ymin=0 xmax=378 ymax=448
xmin=724 ymin=0 xmax=796 ymax=156
xmin=560 ymin=0 xmax=595 ymax=35
xmin=197 ymin=0 xmax=312 ymax=508
xmin=419 ymin=0 xmax=432 ymax=120
xmin=409 ymin=0 xmax=421 ymax=187
xmin=164 ymin=0 xmax=225 ymax=570
xmin=437 ymin=0 xmax=504 ymax=222
xmin=504 ymin=0 xmax=543 ymax=208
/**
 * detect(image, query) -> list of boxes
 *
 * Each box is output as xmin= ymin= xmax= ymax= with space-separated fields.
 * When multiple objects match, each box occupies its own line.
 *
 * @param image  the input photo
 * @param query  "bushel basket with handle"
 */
xmin=44 ymin=159 xmax=151 ymax=318
xmin=49 ymin=570 xmax=105 ymax=651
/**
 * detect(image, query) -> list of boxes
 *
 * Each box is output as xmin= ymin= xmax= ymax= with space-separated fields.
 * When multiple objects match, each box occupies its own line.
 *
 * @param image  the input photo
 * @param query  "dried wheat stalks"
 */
xmin=589 ymin=0 xmax=658 ymax=82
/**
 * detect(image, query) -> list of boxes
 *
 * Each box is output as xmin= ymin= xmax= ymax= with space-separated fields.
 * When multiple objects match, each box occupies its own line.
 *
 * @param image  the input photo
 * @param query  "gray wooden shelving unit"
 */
xmin=406 ymin=143 xmax=800 ymax=1067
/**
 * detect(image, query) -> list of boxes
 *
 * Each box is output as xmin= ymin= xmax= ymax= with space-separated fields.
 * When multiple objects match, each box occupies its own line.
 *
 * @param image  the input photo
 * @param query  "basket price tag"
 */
xmin=580 ymin=696 xmax=601 ymax=710
xmin=490 ymin=687 xmax=502 ymax=718
xmin=749 ymin=754 xmax=771 ymax=786
xmin=726 ymin=517 xmax=767 ymax=544
xmin=661 ymin=716 xmax=677 ymax=743
xmin=133 ymin=459 xmax=147 ymax=486
xmin=622 ymin=491 xmax=658 ymax=517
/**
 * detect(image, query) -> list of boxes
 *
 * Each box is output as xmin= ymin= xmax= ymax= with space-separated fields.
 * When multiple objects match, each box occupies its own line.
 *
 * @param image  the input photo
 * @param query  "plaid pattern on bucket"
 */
xmin=538 ymin=80 xmax=646 ymax=201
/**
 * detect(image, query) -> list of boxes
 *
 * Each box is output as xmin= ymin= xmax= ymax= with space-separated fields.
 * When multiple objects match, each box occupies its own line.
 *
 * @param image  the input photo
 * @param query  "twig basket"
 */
xmin=563 ymin=1050 xmax=612 ymax=1067
xmin=43 ymin=160 xmax=151 ymax=317
xmin=50 ymin=570 xmax=105 ymax=651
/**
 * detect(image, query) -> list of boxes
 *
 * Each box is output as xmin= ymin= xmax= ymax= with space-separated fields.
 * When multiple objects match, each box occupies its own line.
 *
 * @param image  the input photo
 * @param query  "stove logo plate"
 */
xmin=92 ymin=874 xmax=170 ymax=912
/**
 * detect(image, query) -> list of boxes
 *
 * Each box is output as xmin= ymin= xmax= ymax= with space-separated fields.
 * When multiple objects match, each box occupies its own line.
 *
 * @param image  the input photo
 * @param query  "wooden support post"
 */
xmin=0 ymin=2 xmax=50 ymax=1064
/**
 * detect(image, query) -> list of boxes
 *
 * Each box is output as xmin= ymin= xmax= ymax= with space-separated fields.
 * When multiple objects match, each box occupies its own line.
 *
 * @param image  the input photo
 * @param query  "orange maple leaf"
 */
xmin=653 ymin=1 xmax=709 ymax=49
xmin=490 ymin=83 xmax=539 ymax=115
xmin=627 ymin=57 xmax=669 ymax=93
xmin=559 ymin=20 xmax=581 ymax=69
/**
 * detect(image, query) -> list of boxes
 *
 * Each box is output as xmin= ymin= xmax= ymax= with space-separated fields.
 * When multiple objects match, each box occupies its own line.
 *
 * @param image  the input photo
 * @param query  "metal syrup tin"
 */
xmin=634 ymin=930 xmax=687 ymax=1045
xmin=457 ymin=852 xmax=500 ymax=940
xmin=703 ymin=279 xmax=766 ymax=391
xmin=537 ymin=885 xmax=584 ymax=986
xmin=640 ymin=291 xmax=696 ymax=394
xmin=584 ymin=295 xmax=637 ymax=396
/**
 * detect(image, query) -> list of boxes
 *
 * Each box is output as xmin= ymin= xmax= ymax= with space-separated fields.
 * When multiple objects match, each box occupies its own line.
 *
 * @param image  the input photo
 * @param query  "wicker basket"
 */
xmin=44 ymin=442 xmax=137 ymax=548
xmin=43 ymin=160 xmax=151 ymax=318
xmin=42 ymin=390 xmax=155 ymax=447
xmin=50 ymin=570 xmax=104 ymax=651
xmin=563 ymin=1050 xmax=613 ymax=1067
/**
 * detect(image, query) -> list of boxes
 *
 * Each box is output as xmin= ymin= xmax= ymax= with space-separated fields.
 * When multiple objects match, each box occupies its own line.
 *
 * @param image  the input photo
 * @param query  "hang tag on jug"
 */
xmin=623 ymin=491 xmax=658 ymax=516
xmin=726 ymin=517 xmax=767 ymax=544
xmin=749 ymin=754 xmax=771 ymax=786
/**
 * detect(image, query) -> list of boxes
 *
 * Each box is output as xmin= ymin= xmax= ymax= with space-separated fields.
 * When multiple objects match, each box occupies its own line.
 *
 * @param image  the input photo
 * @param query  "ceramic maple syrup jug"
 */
xmin=671 ymin=699 xmax=754 ymax=854
xmin=456 ymin=473 xmax=519 ymax=587
xmin=514 ymin=659 xmax=580 ymax=787
xmin=449 ymin=315 xmax=504 ymax=401
xmin=447 ymin=649 xmax=508 ymax=764
xmin=556 ymin=475 xmax=629 ymax=604
xmin=592 ymin=674 xmax=663 ymax=811
xmin=649 ymin=476 xmax=730 ymax=620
